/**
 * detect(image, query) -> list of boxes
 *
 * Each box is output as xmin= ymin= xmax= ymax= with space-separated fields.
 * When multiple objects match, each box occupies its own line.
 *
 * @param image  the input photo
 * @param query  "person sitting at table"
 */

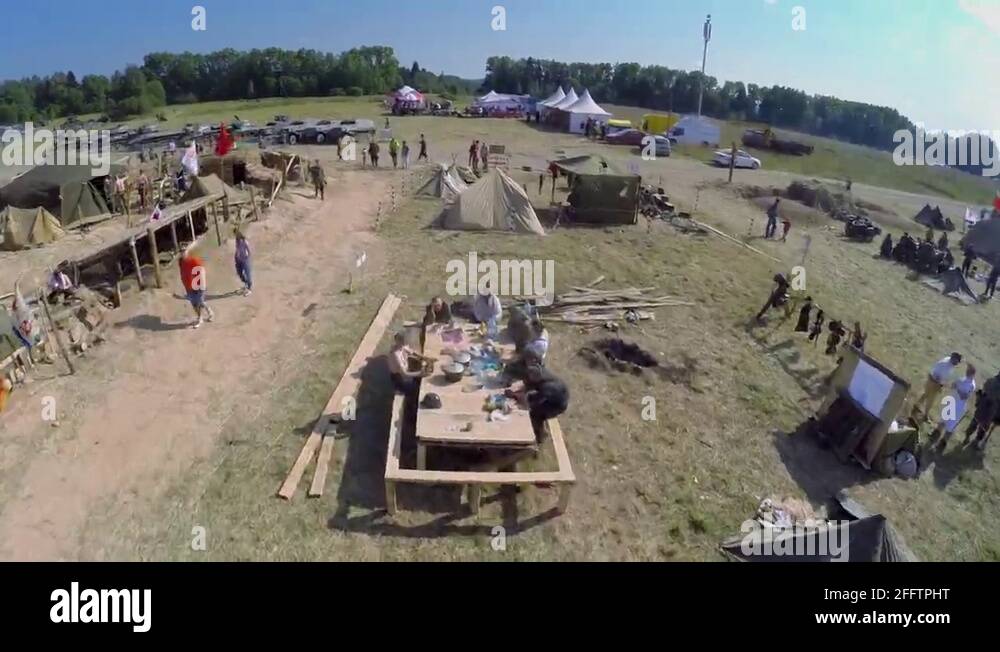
xmin=387 ymin=332 xmax=426 ymax=395
xmin=524 ymin=318 xmax=549 ymax=362
xmin=472 ymin=283 xmax=503 ymax=327
xmin=506 ymin=363 xmax=570 ymax=443
xmin=422 ymin=296 xmax=452 ymax=327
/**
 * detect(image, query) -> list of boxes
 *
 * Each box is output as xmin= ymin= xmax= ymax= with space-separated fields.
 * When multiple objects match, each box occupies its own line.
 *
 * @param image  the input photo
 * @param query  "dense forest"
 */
xmin=0 ymin=46 xmax=478 ymax=123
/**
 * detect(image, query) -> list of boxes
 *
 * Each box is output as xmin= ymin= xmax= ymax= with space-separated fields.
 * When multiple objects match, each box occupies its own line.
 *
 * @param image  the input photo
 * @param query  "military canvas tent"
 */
xmin=552 ymin=155 xmax=640 ymax=225
xmin=183 ymin=173 xmax=250 ymax=205
xmin=560 ymin=90 xmax=612 ymax=134
xmin=0 ymin=206 xmax=66 ymax=250
xmin=920 ymin=268 xmax=979 ymax=304
xmin=0 ymin=163 xmax=119 ymax=228
xmin=416 ymin=164 xmax=468 ymax=201
xmin=961 ymin=216 xmax=1000 ymax=265
xmin=913 ymin=204 xmax=954 ymax=231
xmin=720 ymin=492 xmax=917 ymax=562
xmin=436 ymin=168 xmax=545 ymax=235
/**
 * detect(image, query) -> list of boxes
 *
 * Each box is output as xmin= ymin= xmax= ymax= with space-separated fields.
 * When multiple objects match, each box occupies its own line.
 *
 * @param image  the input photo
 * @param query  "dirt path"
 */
xmin=0 ymin=167 xmax=394 ymax=560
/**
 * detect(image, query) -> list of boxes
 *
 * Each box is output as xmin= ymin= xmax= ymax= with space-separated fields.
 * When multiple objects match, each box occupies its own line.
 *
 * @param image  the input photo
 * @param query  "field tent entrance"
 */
xmin=416 ymin=164 xmax=468 ymax=201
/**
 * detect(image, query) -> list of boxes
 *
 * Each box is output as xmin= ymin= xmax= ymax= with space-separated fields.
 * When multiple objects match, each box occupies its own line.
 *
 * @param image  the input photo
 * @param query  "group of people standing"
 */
xmin=468 ymin=140 xmax=489 ymax=174
xmin=910 ymin=352 xmax=996 ymax=453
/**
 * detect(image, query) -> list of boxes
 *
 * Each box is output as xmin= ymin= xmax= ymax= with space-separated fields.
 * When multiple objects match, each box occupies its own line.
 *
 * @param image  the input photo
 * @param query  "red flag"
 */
xmin=215 ymin=122 xmax=234 ymax=156
xmin=994 ymin=192 xmax=1000 ymax=213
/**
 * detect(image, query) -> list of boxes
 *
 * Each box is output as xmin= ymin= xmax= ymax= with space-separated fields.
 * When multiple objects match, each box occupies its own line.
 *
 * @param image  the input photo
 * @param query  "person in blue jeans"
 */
xmin=234 ymin=232 xmax=253 ymax=296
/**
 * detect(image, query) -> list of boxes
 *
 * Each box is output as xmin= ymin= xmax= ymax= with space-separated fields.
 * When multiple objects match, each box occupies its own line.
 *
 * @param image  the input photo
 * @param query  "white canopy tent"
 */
xmin=538 ymin=87 xmax=566 ymax=117
xmin=562 ymin=89 xmax=612 ymax=134
xmin=473 ymin=90 xmax=530 ymax=112
xmin=548 ymin=87 xmax=579 ymax=111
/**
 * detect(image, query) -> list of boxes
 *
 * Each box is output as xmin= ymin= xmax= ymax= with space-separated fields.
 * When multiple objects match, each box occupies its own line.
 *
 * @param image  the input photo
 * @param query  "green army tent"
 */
xmin=436 ymin=168 xmax=545 ymax=235
xmin=416 ymin=164 xmax=468 ymax=201
xmin=183 ymin=173 xmax=250 ymax=205
xmin=1 ymin=206 xmax=66 ymax=250
xmin=552 ymin=155 xmax=640 ymax=225
xmin=0 ymin=163 xmax=119 ymax=228
xmin=913 ymin=204 xmax=954 ymax=231
xmin=961 ymin=217 xmax=1000 ymax=266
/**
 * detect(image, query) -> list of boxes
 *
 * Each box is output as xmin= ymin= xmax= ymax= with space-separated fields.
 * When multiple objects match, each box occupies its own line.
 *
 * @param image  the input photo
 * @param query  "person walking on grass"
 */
xmin=480 ymin=141 xmax=489 ymax=171
xmin=389 ymin=137 xmax=400 ymax=169
xmin=765 ymin=198 xmax=780 ymax=239
xmin=418 ymin=134 xmax=428 ymax=161
xmin=234 ymin=231 xmax=253 ymax=297
xmin=401 ymin=141 xmax=410 ymax=169
xmin=929 ymin=364 xmax=976 ymax=453
xmin=179 ymin=246 xmax=215 ymax=329
xmin=309 ymin=159 xmax=326 ymax=200
xmin=368 ymin=139 xmax=380 ymax=168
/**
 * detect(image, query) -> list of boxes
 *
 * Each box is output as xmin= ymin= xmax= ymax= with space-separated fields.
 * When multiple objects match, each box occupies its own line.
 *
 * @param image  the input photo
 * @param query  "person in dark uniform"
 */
xmin=962 ymin=247 xmax=976 ymax=278
xmin=880 ymin=233 xmax=894 ymax=258
xmin=987 ymin=265 xmax=1000 ymax=299
xmin=507 ymin=364 xmax=569 ymax=443
xmin=794 ymin=296 xmax=813 ymax=332
xmin=965 ymin=370 xmax=1000 ymax=451
xmin=755 ymin=274 xmax=790 ymax=322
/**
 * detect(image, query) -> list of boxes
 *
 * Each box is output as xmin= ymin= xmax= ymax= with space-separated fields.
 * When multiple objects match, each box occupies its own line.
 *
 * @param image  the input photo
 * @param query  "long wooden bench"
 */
xmin=384 ymin=394 xmax=575 ymax=515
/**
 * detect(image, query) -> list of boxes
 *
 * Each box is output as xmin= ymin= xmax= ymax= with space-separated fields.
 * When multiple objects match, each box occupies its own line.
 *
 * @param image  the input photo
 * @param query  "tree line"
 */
xmin=482 ymin=55 xmax=917 ymax=150
xmin=0 ymin=46 xmax=478 ymax=124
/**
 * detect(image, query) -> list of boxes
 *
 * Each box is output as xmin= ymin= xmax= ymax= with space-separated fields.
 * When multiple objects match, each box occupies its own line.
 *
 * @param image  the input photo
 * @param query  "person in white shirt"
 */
xmin=910 ymin=352 xmax=962 ymax=423
xmin=931 ymin=364 xmax=977 ymax=452
xmin=47 ymin=265 xmax=74 ymax=304
xmin=472 ymin=285 xmax=503 ymax=325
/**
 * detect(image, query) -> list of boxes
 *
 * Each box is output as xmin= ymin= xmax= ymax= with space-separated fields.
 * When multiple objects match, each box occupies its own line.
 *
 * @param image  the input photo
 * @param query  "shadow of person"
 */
xmin=115 ymin=314 xmax=190 ymax=332
xmin=930 ymin=444 xmax=986 ymax=490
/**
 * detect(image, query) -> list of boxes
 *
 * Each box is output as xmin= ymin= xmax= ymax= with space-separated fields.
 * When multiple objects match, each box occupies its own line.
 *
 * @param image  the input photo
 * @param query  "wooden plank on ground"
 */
xmin=279 ymin=293 xmax=401 ymax=500
xmin=307 ymin=434 xmax=336 ymax=497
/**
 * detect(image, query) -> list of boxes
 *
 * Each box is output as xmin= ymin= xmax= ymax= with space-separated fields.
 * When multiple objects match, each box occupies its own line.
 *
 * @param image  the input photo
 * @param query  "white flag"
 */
xmin=181 ymin=143 xmax=199 ymax=176
xmin=11 ymin=283 xmax=40 ymax=348
xmin=965 ymin=207 xmax=979 ymax=226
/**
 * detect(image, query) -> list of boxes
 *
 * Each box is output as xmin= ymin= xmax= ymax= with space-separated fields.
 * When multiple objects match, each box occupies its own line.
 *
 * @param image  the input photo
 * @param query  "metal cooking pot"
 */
xmin=452 ymin=352 xmax=472 ymax=365
xmin=442 ymin=362 xmax=466 ymax=382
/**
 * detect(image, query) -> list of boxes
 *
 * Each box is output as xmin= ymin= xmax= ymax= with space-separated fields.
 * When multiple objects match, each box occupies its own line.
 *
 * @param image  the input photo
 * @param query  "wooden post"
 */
xmin=728 ymin=142 xmax=737 ymax=183
xmin=222 ymin=195 xmax=231 ymax=227
xmin=146 ymin=227 xmax=162 ymax=289
xmin=38 ymin=291 xmax=75 ymax=375
xmin=170 ymin=220 xmax=179 ymax=254
xmin=187 ymin=210 xmax=195 ymax=243
xmin=249 ymin=186 xmax=261 ymax=221
xmin=384 ymin=480 xmax=397 ymax=516
xmin=129 ymin=237 xmax=144 ymax=289
xmin=211 ymin=202 xmax=224 ymax=246
xmin=468 ymin=485 xmax=482 ymax=515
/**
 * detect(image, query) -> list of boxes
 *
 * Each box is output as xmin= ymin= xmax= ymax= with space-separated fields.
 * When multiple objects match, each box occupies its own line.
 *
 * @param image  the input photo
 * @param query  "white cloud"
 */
xmin=958 ymin=0 xmax=1000 ymax=37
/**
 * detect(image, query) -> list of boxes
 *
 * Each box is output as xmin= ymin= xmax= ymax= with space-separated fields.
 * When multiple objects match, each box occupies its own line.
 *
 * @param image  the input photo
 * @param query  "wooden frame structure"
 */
xmin=278 ymin=293 xmax=402 ymax=500
xmin=384 ymin=392 xmax=576 ymax=517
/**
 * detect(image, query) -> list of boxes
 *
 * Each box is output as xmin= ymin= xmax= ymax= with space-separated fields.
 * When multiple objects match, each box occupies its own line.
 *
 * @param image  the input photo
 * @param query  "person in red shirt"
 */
xmin=179 ymin=247 xmax=215 ymax=328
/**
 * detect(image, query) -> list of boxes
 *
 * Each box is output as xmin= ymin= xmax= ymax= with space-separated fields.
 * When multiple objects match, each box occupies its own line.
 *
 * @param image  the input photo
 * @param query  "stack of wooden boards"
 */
xmin=277 ymin=293 xmax=401 ymax=500
xmin=538 ymin=285 xmax=692 ymax=324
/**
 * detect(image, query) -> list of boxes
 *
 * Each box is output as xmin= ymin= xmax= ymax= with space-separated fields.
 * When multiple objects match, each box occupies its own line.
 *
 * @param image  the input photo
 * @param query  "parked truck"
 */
xmin=742 ymin=128 xmax=814 ymax=156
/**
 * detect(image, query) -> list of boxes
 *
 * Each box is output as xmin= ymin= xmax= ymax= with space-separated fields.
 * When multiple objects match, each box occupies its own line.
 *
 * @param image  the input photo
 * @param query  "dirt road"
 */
xmin=0 ymin=167 xmax=393 ymax=560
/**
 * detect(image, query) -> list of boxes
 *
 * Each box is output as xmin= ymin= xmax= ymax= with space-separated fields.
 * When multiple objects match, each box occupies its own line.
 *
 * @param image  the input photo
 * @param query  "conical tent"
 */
xmin=540 ymin=87 xmax=566 ymax=107
xmin=1 ymin=206 xmax=66 ymax=250
xmin=416 ymin=165 xmax=468 ymax=201
xmin=549 ymin=88 xmax=579 ymax=111
xmin=437 ymin=168 xmax=545 ymax=235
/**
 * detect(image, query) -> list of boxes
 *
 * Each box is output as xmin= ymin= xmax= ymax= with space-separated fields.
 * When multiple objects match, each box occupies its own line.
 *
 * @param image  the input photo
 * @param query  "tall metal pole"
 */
xmin=697 ymin=14 xmax=712 ymax=118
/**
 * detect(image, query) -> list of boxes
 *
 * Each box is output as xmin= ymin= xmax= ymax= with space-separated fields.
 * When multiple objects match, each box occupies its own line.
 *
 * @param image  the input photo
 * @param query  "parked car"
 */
xmin=713 ymin=149 xmax=761 ymax=169
xmin=605 ymin=128 xmax=647 ymax=146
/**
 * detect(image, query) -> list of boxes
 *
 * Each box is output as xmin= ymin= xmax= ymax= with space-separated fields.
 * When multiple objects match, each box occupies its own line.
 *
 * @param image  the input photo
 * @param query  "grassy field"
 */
xmin=59 ymin=102 xmax=1000 ymax=562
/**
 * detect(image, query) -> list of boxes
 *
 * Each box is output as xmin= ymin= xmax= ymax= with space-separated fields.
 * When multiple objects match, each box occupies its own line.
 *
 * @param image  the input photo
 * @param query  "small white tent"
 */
xmin=563 ymin=89 xmax=612 ymax=134
xmin=668 ymin=115 xmax=721 ymax=147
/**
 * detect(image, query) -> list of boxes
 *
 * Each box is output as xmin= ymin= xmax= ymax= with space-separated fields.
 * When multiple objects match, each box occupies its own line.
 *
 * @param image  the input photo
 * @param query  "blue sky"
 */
xmin=2 ymin=0 xmax=998 ymax=130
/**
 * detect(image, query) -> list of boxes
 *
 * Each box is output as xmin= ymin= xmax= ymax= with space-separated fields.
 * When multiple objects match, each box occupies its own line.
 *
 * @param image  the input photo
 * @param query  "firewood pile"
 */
xmin=538 ymin=285 xmax=693 ymax=324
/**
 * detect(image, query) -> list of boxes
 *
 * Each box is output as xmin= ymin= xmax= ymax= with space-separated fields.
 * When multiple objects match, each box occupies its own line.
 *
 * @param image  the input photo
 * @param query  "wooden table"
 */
xmin=416 ymin=322 xmax=536 ymax=469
